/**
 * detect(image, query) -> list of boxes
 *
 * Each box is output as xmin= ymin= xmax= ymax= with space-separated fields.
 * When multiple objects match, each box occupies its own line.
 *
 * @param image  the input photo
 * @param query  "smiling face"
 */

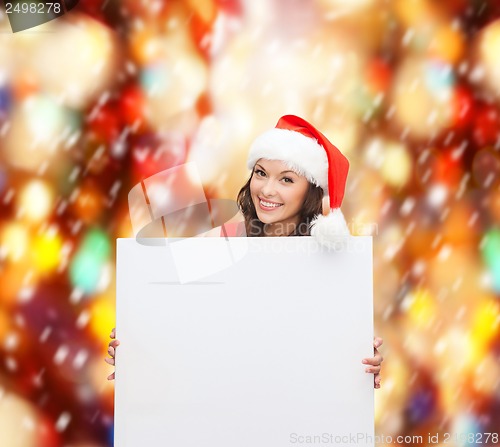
xmin=249 ymin=158 xmax=310 ymax=236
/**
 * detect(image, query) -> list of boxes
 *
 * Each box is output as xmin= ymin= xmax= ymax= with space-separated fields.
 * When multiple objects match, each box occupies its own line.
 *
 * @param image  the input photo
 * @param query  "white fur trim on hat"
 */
xmin=310 ymin=208 xmax=350 ymax=250
xmin=247 ymin=128 xmax=329 ymax=191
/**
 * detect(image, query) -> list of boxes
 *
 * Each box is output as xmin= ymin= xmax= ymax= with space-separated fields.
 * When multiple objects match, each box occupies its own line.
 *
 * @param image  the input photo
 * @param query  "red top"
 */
xmin=219 ymin=221 xmax=246 ymax=237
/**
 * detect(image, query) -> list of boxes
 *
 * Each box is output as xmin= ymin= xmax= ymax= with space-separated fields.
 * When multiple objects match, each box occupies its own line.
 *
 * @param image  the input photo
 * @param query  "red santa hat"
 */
xmin=247 ymin=115 xmax=350 ymax=247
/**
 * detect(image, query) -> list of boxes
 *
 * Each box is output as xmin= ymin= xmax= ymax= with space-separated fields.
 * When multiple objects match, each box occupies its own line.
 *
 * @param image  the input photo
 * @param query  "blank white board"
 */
xmin=115 ymin=237 xmax=374 ymax=447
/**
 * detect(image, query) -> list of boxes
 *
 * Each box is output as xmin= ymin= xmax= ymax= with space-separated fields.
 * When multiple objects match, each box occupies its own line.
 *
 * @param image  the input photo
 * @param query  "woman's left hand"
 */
xmin=362 ymin=337 xmax=383 ymax=389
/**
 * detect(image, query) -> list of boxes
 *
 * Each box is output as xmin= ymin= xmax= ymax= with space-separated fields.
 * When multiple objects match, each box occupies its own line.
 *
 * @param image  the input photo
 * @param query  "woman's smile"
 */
xmin=258 ymin=197 xmax=284 ymax=211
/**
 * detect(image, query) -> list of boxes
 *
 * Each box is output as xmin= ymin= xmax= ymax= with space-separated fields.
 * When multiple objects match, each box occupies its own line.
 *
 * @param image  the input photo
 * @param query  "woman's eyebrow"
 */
xmin=255 ymin=164 xmax=296 ymax=175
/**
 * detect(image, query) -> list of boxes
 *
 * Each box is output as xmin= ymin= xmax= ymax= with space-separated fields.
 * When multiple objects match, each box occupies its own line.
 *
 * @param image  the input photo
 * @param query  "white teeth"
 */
xmin=260 ymin=199 xmax=282 ymax=208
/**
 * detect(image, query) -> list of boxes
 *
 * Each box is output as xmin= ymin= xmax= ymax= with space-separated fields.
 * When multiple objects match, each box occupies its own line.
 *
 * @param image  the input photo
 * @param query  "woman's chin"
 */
xmin=255 ymin=212 xmax=280 ymax=225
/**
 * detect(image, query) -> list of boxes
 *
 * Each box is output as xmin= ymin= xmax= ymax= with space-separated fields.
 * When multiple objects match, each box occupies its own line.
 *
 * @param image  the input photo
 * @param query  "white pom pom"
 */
xmin=310 ymin=208 xmax=350 ymax=250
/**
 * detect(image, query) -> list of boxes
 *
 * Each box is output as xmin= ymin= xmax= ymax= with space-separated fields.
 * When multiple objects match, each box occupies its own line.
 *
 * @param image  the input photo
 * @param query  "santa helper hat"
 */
xmin=247 ymin=115 xmax=350 ymax=248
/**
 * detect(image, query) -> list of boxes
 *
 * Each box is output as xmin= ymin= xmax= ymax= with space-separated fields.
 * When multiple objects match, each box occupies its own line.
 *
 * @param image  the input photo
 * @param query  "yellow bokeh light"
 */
xmin=0 ymin=393 xmax=40 ymax=447
xmin=380 ymin=142 xmax=412 ymax=188
xmin=406 ymin=288 xmax=436 ymax=327
xmin=473 ymin=354 xmax=500 ymax=395
xmin=4 ymin=95 xmax=73 ymax=172
xmin=187 ymin=0 xmax=216 ymax=23
xmin=481 ymin=19 xmax=500 ymax=58
xmin=17 ymin=180 xmax=53 ymax=222
xmin=374 ymin=353 xmax=409 ymax=427
xmin=130 ymin=30 xmax=163 ymax=64
xmin=31 ymin=228 xmax=63 ymax=274
xmin=394 ymin=0 xmax=435 ymax=27
xmin=29 ymin=14 xmax=118 ymax=109
xmin=0 ymin=223 xmax=30 ymax=262
xmin=479 ymin=20 xmax=500 ymax=96
xmin=429 ymin=25 xmax=465 ymax=64
xmin=469 ymin=299 xmax=500 ymax=362
xmin=392 ymin=57 xmax=454 ymax=138
xmin=88 ymin=295 xmax=116 ymax=343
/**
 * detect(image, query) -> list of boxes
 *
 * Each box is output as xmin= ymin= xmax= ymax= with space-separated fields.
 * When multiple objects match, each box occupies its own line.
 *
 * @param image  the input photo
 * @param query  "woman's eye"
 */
xmin=282 ymin=177 xmax=294 ymax=183
xmin=255 ymin=169 xmax=266 ymax=177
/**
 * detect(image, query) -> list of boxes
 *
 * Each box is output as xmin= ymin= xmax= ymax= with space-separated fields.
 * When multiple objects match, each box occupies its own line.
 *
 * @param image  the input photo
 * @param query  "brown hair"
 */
xmin=236 ymin=169 xmax=323 ymax=237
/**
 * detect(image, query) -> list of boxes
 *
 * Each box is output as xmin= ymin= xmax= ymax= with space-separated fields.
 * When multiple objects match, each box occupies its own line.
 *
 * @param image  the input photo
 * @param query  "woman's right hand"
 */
xmin=105 ymin=327 xmax=120 ymax=380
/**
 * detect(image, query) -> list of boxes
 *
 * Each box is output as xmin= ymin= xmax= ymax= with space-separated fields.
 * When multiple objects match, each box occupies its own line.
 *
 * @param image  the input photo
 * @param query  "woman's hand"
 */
xmin=362 ymin=337 xmax=383 ymax=389
xmin=105 ymin=327 xmax=120 ymax=381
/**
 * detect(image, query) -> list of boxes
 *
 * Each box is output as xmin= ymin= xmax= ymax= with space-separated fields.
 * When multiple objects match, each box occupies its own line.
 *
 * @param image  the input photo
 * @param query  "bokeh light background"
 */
xmin=1 ymin=0 xmax=500 ymax=446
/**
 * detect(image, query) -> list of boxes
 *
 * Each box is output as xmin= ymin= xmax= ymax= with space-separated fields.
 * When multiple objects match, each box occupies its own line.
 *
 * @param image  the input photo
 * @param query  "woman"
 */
xmin=107 ymin=115 xmax=384 ymax=388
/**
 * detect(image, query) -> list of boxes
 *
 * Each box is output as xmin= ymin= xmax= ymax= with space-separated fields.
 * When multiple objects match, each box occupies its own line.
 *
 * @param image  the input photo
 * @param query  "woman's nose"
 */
xmin=261 ymin=179 xmax=277 ymax=197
